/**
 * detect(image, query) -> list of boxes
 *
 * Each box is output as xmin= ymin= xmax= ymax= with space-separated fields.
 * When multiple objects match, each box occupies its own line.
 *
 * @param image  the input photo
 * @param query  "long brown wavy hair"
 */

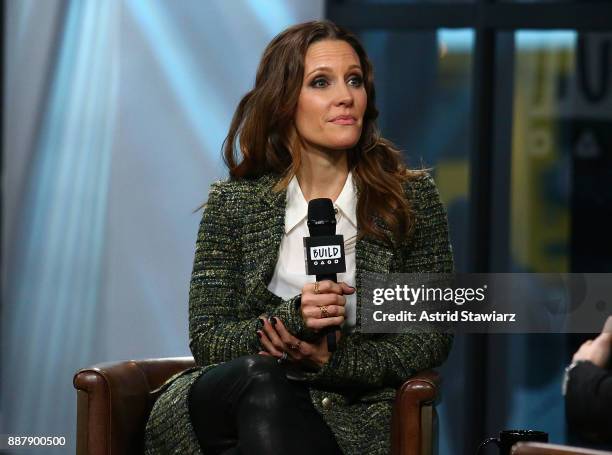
xmin=223 ymin=20 xmax=423 ymax=245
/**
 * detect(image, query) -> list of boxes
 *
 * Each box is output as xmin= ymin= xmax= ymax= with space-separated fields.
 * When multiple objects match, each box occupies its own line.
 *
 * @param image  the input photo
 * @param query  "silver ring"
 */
xmin=277 ymin=352 xmax=288 ymax=364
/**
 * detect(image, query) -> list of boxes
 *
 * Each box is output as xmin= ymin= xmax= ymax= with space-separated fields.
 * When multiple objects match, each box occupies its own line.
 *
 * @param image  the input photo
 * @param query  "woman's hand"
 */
xmin=257 ymin=317 xmax=342 ymax=369
xmin=300 ymin=280 xmax=355 ymax=332
xmin=573 ymin=331 xmax=612 ymax=368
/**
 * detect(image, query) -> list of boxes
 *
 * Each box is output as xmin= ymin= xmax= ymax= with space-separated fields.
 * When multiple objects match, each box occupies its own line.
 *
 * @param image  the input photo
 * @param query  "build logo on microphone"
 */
xmin=303 ymin=235 xmax=346 ymax=276
xmin=310 ymin=245 xmax=341 ymax=265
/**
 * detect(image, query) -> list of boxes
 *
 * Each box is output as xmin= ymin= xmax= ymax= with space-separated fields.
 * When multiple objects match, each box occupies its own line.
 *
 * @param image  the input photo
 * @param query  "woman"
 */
xmin=144 ymin=20 xmax=453 ymax=455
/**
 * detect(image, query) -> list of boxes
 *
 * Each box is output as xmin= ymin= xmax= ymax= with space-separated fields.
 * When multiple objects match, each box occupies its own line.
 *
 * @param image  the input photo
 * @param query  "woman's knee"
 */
xmin=189 ymin=355 xmax=277 ymax=407
xmin=232 ymin=355 xmax=299 ymax=409
xmin=233 ymin=354 xmax=286 ymax=383
xmin=190 ymin=355 xmax=293 ymax=414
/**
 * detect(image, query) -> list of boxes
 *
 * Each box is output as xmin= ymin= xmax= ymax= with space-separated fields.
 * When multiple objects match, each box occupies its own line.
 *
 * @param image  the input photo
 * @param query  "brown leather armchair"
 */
xmin=73 ymin=357 xmax=441 ymax=455
xmin=511 ymin=442 xmax=612 ymax=455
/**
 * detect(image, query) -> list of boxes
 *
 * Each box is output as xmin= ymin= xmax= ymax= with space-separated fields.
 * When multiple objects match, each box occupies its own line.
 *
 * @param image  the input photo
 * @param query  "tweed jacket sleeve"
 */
xmin=188 ymin=182 xmax=305 ymax=367
xmin=566 ymin=361 xmax=612 ymax=441
xmin=300 ymin=174 xmax=454 ymax=389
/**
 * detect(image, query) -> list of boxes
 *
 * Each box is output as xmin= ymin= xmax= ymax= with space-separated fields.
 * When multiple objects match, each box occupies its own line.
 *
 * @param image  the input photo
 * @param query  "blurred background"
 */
xmin=2 ymin=0 xmax=611 ymax=454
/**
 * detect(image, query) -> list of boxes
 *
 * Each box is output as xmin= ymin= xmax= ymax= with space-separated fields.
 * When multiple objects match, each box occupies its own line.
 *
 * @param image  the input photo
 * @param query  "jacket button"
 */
xmin=321 ymin=397 xmax=332 ymax=409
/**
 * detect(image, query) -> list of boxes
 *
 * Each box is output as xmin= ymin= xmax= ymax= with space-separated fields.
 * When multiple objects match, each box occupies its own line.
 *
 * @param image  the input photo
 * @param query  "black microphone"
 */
xmin=304 ymin=198 xmax=346 ymax=352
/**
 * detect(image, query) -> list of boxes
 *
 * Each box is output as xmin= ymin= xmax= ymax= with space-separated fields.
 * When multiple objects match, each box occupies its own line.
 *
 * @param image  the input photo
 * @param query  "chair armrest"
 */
xmin=73 ymin=357 xmax=195 ymax=455
xmin=392 ymin=370 xmax=441 ymax=455
xmin=512 ymin=442 xmax=612 ymax=455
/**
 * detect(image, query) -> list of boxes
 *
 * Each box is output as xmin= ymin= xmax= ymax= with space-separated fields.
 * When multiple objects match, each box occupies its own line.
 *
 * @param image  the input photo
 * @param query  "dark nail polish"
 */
xmin=270 ymin=317 xmax=277 ymax=326
xmin=256 ymin=331 xmax=262 ymax=338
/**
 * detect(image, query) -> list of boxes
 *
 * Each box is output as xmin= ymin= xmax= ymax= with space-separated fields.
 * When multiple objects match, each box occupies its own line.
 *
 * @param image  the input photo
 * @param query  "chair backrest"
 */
xmin=512 ymin=442 xmax=612 ymax=455
xmin=73 ymin=357 xmax=195 ymax=455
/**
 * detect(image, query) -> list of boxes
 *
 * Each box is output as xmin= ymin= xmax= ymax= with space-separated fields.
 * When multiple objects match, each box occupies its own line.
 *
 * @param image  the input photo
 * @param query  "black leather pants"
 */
xmin=188 ymin=354 xmax=343 ymax=455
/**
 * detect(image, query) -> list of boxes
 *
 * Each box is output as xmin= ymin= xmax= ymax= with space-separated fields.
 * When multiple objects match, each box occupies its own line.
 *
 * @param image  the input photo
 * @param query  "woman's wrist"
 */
xmin=316 ymin=351 xmax=332 ymax=368
xmin=313 ymin=331 xmax=342 ymax=367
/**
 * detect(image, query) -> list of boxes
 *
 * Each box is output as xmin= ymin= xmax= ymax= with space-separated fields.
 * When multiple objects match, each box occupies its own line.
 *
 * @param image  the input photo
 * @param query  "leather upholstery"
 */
xmin=392 ymin=370 xmax=440 ymax=455
xmin=512 ymin=442 xmax=612 ymax=455
xmin=74 ymin=357 xmax=440 ymax=455
xmin=74 ymin=357 xmax=195 ymax=455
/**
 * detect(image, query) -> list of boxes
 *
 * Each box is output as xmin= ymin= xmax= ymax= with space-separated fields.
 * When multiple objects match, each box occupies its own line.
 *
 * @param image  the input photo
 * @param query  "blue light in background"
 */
xmin=126 ymin=0 xmax=227 ymax=155
xmin=4 ymin=0 xmax=118 ymax=448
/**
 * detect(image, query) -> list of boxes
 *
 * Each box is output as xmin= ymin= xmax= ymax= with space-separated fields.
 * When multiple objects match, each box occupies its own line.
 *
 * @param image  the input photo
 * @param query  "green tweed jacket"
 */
xmin=144 ymin=172 xmax=454 ymax=455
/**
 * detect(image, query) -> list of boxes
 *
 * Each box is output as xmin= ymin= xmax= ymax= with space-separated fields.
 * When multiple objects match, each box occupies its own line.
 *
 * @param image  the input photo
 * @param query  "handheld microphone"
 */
xmin=304 ymin=198 xmax=346 ymax=352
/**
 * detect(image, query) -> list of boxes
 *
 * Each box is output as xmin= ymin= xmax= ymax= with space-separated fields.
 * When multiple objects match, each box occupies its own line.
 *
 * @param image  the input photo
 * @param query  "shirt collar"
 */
xmin=285 ymin=172 xmax=357 ymax=234
xmin=334 ymin=172 xmax=358 ymax=228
